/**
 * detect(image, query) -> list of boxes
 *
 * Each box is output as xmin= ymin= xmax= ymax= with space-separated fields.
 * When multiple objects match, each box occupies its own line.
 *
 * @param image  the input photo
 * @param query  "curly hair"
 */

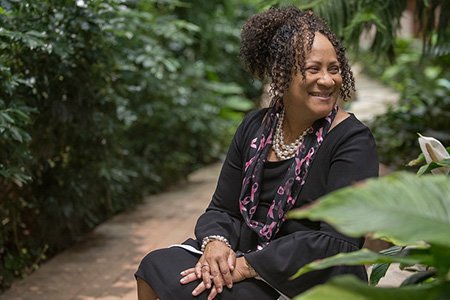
xmin=240 ymin=6 xmax=355 ymax=106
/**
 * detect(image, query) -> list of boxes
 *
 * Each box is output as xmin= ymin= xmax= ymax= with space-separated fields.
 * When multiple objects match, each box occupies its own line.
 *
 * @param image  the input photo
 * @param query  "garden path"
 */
xmin=0 ymin=72 xmax=403 ymax=300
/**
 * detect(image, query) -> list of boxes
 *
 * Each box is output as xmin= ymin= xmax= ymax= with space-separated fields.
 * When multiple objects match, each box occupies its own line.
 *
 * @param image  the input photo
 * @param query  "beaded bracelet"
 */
xmin=201 ymin=235 xmax=231 ymax=252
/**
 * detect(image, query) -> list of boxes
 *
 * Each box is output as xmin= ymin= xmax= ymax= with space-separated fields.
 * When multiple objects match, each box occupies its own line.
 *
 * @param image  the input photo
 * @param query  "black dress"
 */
xmin=135 ymin=108 xmax=379 ymax=299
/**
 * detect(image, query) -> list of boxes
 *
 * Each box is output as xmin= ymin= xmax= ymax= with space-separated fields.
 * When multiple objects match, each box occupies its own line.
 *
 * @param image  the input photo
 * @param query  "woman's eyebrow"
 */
xmin=305 ymin=60 xmax=339 ymax=65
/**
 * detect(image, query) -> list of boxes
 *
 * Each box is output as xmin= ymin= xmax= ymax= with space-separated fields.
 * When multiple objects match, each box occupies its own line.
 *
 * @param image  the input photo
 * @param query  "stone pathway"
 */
xmin=0 ymin=165 xmax=221 ymax=300
xmin=351 ymin=64 xmax=399 ymax=123
xmin=0 ymin=72 xmax=404 ymax=300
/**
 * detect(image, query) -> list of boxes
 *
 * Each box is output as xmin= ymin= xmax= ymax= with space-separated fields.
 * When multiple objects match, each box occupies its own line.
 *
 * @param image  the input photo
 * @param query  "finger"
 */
xmin=180 ymin=267 xmax=196 ymax=276
xmin=180 ymin=272 xmax=198 ymax=285
xmin=218 ymin=258 xmax=233 ymax=289
xmin=192 ymin=281 xmax=207 ymax=297
xmin=208 ymin=286 xmax=218 ymax=300
xmin=209 ymin=262 xmax=224 ymax=293
xmin=227 ymin=252 xmax=236 ymax=271
xmin=201 ymin=265 xmax=212 ymax=289
xmin=195 ymin=261 xmax=206 ymax=279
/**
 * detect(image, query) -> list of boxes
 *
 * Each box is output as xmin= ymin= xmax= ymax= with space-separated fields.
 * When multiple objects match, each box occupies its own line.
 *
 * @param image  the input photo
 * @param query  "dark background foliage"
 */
xmin=363 ymin=39 xmax=450 ymax=167
xmin=0 ymin=0 xmax=257 ymax=289
xmin=1 ymin=0 xmax=448 ymax=292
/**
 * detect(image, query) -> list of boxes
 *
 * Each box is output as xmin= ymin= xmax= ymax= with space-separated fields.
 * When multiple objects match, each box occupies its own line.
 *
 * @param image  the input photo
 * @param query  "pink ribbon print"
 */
xmin=238 ymin=105 xmax=338 ymax=247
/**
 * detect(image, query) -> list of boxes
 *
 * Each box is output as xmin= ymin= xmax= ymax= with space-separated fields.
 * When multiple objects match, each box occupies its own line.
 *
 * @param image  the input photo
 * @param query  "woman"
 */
xmin=135 ymin=7 xmax=378 ymax=300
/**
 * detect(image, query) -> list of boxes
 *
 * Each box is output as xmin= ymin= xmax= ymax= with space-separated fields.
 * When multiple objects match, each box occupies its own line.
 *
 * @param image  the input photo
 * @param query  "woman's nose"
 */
xmin=317 ymin=72 xmax=335 ymax=87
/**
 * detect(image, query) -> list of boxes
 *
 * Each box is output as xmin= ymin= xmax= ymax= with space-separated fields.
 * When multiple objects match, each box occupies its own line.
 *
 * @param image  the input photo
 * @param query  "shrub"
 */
xmin=361 ymin=39 xmax=450 ymax=168
xmin=0 ymin=0 xmax=256 ymax=290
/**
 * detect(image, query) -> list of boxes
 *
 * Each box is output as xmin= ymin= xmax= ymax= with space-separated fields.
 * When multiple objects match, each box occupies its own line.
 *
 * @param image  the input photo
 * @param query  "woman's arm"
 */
xmin=189 ymin=110 xmax=265 ymax=297
xmin=244 ymin=123 xmax=379 ymax=297
xmin=194 ymin=109 xmax=265 ymax=247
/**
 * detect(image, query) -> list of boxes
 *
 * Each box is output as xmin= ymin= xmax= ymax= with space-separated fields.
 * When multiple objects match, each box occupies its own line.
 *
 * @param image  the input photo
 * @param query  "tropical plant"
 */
xmin=361 ymin=38 xmax=450 ymax=168
xmin=261 ymin=1 xmax=450 ymax=168
xmin=408 ymin=135 xmax=450 ymax=175
xmin=0 ymin=0 xmax=258 ymax=290
xmin=288 ymin=138 xmax=450 ymax=299
xmin=262 ymin=0 xmax=449 ymax=59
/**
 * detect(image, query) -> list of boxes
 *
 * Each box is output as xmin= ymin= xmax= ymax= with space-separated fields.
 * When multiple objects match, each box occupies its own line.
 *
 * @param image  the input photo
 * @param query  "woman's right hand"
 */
xmin=194 ymin=241 xmax=236 ymax=294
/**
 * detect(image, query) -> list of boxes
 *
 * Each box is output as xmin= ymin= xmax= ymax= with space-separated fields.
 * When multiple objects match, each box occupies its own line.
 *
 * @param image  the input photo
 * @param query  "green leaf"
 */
xmin=401 ymin=270 xmax=436 ymax=286
xmin=370 ymin=263 xmax=390 ymax=286
xmin=288 ymin=172 xmax=450 ymax=248
xmin=417 ymin=160 xmax=450 ymax=176
xmin=407 ymin=153 xmax=425 ymax=167
xmin=290 ymin=249 xmax=430 ymax=280
xmin=205 ymin=82 xmax=243 ymax=94
xmin=293 ymin=275 xmax=450 ymax=300
xmin=224 ymin=96 xmax=254 ymax=112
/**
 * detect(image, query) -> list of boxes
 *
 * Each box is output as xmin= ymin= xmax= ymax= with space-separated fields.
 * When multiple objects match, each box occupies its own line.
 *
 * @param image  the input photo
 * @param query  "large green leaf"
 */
xmin=293 ymin=275 xmax=450 ymax=300
xmin=288 ymin=172 xmax=450 ymax=248
xmin=290 ymin=248 xmax=432 ymax=280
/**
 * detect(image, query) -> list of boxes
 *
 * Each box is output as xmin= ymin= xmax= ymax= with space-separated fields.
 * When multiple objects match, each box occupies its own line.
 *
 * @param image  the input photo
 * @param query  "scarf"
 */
xmin=239 ymin=104 xmax=337 ymax=247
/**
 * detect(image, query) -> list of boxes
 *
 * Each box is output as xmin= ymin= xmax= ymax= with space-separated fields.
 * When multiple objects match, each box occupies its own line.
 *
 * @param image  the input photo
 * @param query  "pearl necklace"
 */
xmin=272 ymin=110 xmax=310 ymax=160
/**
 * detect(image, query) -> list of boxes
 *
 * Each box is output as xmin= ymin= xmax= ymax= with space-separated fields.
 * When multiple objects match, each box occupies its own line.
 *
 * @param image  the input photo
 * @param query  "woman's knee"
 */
xmin=137 ymin=278 xmax=159 ymax=300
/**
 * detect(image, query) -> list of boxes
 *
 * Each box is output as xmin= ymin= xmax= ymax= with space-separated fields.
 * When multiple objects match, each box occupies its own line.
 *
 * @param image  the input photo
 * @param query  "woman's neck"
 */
xmin=282 ymin=109 xmax=313 ymax=144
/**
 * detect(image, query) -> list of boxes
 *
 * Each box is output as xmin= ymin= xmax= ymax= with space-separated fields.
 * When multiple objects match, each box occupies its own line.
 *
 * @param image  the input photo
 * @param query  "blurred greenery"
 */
xmin=1 ymin=0 xmax=448 ymax=292
xmin=360 ymin=38 xmax=450 ymax=167
xmin=0 ymin=0 xmax=258 ymax=290
xmin=266 ymin=0 xmax=450 ymax=169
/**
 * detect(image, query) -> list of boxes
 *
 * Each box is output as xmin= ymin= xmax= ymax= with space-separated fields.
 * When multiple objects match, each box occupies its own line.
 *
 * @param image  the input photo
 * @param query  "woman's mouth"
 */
xmin=309 ymin=92 xmax=333 ymax=100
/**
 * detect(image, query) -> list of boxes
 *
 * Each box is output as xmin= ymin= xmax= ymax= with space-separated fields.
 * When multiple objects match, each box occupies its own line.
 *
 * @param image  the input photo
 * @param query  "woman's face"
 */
xmin=283 ymin=33 xmax=342 ymax=121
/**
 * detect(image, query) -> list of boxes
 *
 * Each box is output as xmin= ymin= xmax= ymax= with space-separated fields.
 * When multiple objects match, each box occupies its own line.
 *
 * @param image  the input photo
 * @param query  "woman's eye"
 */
xmin=329 ymin=66 xmax=340 ymax=74
xmin=306 ymin=67 xmax=319 ymax=73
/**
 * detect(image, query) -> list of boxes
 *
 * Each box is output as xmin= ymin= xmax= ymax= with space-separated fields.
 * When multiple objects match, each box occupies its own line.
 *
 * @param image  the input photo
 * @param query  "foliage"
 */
xmin=407 ymin=135 xmax=450 ymax=175
xmin=361 ymin=38 xmax=450 ymax=168
xmin=0 ymin=0 xmax=257 ymax=290
xmin=288 ymin=170 xmax=450 ymax=298
xmin=257 ymin=1 xmax=450 ymax=169
xmin=263 ymin=0 xmax=450 ymax=59
xmin=294 ymin=275 xmax=450 ymax=300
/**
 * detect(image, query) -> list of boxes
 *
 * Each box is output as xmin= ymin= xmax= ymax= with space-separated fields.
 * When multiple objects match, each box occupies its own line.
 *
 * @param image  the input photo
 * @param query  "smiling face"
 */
xmin=283 ymin=33 xmax=342 ymax=122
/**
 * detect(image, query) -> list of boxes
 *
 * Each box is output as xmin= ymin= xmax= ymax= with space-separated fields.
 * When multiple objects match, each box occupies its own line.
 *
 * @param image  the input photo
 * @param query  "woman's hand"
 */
xmin=197 ymin=241 xmax=236 ymax=293
xmin=180 ymin=256 xmax=256 ymax=300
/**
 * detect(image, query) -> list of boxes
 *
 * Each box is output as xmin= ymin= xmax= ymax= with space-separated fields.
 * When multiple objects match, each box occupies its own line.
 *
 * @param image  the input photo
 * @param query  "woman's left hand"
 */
xmin=180 ymin=257 xmax=251 ymax=300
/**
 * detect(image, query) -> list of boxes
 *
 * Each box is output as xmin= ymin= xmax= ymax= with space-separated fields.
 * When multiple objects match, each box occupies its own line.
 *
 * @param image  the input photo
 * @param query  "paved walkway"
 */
xmin=0 ymin=165 xmax=221 ymax=300
xmin=0 ymin=72 xmax=403 ymax=300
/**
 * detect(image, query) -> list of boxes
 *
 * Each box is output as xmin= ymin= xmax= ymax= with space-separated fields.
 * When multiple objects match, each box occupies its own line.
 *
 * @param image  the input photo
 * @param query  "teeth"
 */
xmin=311 ymin=93 xmax=331 ymax=97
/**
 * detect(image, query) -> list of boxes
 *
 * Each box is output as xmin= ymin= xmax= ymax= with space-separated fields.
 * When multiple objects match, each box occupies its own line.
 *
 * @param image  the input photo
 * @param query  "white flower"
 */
xmin=418 ymin=135 xmax=450 ymax=175
xmin=76 ymin=0 xmax=87 ymax=8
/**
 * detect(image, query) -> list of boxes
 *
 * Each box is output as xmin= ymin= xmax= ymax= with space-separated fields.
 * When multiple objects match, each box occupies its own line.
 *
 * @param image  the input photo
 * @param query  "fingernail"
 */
xmin=228 ymin=284 xmax=232 ymax=289
xmin=192 ymin=290 xmax=198 ymax=296
xmin=218 ymin=287 xmax=222 ymax=293
xmin=180 ymin=278 xmax=185 ymax=283
xmin=180 ymin=271 xmax=185 ymax=275
xmin=206 ymin=283 xmax=211 ymax=289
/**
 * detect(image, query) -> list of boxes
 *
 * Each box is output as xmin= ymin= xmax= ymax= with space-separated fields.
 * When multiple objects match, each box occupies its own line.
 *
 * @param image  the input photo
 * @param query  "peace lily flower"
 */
xmin=418 ymin=134 xmax=450 ymax=175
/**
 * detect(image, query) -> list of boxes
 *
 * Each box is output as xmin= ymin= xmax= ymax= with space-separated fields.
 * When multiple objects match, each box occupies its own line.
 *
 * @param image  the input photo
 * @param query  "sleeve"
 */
xmin=244 ymin=125 xmax=379 ymax=297
xmin=194 ymin=110 xmax=261 ymax=249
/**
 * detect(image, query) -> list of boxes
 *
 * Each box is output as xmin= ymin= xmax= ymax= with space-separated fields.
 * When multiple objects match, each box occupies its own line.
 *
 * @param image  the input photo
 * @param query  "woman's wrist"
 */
xmin=201 ymin=235 xmax=231 ymax=252
xmin=243 ymin=257 xmax=259 ymax=278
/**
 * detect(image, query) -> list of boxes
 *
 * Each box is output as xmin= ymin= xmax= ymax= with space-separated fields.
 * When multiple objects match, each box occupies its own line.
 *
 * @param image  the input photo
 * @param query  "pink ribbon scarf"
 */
xmin=239 ymin=104 xmax=338 ymax=247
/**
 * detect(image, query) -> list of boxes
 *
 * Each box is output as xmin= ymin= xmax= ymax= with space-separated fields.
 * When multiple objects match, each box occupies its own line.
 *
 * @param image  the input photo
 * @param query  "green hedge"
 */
xmin=358 ymin=39 xmax=450 ymax=168
xmin=0 ymin=0 xmax=257 ymax=290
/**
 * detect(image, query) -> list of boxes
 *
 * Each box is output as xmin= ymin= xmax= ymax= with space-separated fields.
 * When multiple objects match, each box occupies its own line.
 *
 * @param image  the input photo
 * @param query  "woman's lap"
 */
xmin=135 ymin=247 xmax=279 ymax=300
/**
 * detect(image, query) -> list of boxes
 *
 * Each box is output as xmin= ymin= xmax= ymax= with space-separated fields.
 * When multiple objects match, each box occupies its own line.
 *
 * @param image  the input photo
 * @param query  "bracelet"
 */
xmin=201 ymin=235 xmax=231 ymax=252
